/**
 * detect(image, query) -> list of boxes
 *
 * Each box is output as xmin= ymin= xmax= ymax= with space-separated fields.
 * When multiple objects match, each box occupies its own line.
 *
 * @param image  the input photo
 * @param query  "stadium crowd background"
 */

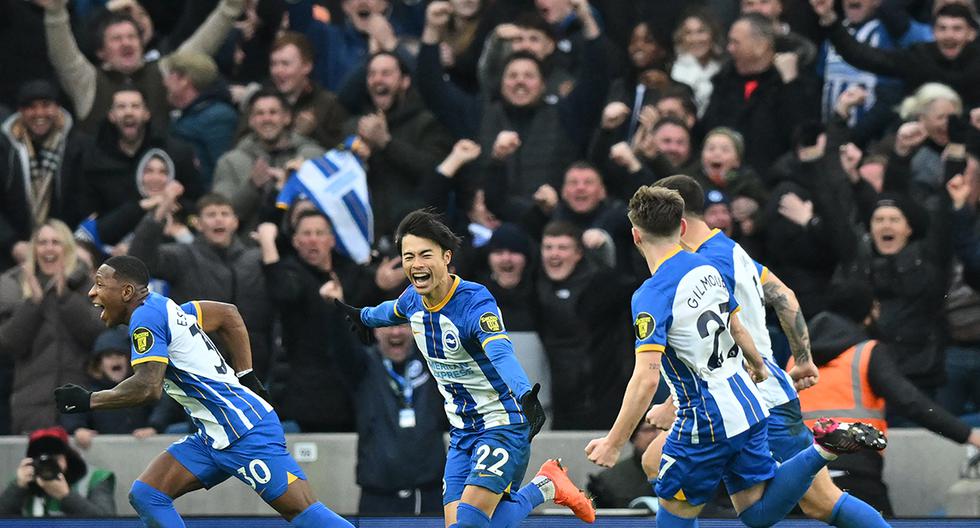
xmin=4 ymin=0 xmax=980 ymax=518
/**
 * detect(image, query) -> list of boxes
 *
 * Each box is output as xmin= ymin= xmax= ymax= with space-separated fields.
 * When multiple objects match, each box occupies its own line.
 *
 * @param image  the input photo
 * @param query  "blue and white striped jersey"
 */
xmin=129 ymin=293 xmax=273 ymax=449
xmin=633 ymin=246 xmax=767 ymax=443
xmin=361 ymin=276 xmax=532 ymax=432
xmin=693 ymin=229 xmax=797 ymax=409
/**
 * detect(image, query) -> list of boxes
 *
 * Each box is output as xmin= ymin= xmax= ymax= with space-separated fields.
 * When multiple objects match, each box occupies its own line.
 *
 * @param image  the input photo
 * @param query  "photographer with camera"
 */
xmin=0 ymin=426 xmax=115 ymax=517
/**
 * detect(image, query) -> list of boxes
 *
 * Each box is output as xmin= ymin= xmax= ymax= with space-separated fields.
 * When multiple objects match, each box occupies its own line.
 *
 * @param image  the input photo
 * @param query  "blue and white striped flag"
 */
xmin=276 ymin=142 xmax=374 ymax=264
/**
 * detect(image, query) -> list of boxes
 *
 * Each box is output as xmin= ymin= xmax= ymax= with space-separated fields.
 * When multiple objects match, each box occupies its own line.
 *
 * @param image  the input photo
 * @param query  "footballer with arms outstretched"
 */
xmin=336 ymin=210 xmax=596 ymax=528
xmin=53 ymin=255 xmax=352 ymax=528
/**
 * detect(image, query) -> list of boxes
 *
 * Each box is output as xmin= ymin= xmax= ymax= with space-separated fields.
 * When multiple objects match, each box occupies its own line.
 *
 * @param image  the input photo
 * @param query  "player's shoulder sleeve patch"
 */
xmin=132 ymin=326 xmax=155 ymax=354
xmin=634 ymin=312 xmax=656 ymax=340
xmin=479 ymin=311 xmax=504 ymax=333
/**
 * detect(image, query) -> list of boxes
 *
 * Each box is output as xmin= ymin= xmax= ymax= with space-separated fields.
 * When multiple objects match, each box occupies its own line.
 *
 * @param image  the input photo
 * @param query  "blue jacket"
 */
xmin=170 ymin=86 xmax=238 ymax=184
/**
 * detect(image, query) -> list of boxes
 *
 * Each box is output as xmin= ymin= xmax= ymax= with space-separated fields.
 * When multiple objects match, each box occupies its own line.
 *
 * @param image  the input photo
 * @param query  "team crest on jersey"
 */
xmin=132 ymin=327 xmax=154 ymax=354
xmin=479 ymin=312 xmax=502 ymax=333
xmin=634 ymin=312 xmax=655 ymax=340
xmin=444 ymin=330 xmax=460 ymax=351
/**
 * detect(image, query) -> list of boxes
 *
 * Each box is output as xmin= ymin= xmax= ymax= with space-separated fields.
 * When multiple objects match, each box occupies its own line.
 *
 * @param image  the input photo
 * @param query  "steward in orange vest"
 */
xmin=799 ymin=297 xmax=974 ymax=515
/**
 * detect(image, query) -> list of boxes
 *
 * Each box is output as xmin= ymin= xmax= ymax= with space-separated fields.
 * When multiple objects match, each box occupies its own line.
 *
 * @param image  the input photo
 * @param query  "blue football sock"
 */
xmin=829 ymin=493 xmax=890 ymax=528
xmin=489 ymin=483 xmax=546 ymax=527
xmin=656 ymin=505 xmax=699 ymax=527
xmin=739 ymin=446 xmax=827 ymax=527
xmin=290 ymin=502 xmax=353 ymax=527
xmin=456 ymin=502 xmax=491 ymax=528
xmin=129 ymin=480 xmax=185 ymax=528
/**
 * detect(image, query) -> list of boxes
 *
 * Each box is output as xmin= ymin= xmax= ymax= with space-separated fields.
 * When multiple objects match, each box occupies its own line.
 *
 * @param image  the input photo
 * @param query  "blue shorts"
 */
xmin=656 ymin=420 xmax=776 ymax=505
xmin=767 ymin=398 xmax=814 ymax=463
xmin=443 ymin=423 xmax=531 ymax=505
xmin=167 ymin=411 xmax=306 ymax=502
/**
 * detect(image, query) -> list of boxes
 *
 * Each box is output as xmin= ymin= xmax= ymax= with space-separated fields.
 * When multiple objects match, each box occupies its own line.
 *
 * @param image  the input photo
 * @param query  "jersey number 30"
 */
xmin=697 ymin=303 xmax=739 ymax=371
xmin=189 ymin=324 xmax=230 ymax=375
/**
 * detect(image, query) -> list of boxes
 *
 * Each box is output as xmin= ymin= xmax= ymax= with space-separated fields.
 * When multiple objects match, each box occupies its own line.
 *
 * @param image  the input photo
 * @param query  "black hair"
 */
xmin=513 ymin=11 xmax=556 ymax=41
xmin=654 ymin=174 xmax=705 ymax=216
xmin=110 ymin=84 xmax=148 ymax=106
xmin=651 ymin=116 xmax=691 ymax=135
xmin=246 ymin=87 xmax=291 ymax=115
xmin=502 ymin=51 xmax=544 ymax=76
xmin=367 ymin=50 xmax=411 ymax=75
xmin=293 ymin=209 xmax=333 ymax=231
xmin=195 ymin=192 xmax=234 ymax=213
xmin=542 ymin=221 xmax=584 ymax=250
xmin=94 ymin=11 xmax=143 ymax=52
xmin=103 ymin=255 xmax=150 ymax=287
xmin=936 ymin=4 xmax=980 ymax=30
xmin=395 ymin=209 xmax=462 ymax=253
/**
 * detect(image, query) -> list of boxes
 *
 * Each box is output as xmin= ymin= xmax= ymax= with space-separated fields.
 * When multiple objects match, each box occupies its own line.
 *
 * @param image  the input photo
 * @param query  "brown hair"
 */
xmin=271 ymin=32 xmax=315 ymax=64
xmin=628 ymin=186 xmax=685 ymax=238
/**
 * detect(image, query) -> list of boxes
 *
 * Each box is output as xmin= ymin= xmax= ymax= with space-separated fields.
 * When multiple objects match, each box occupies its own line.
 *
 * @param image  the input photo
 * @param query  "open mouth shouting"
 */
xmin=410 ymin=269 xmax=433 ymax=290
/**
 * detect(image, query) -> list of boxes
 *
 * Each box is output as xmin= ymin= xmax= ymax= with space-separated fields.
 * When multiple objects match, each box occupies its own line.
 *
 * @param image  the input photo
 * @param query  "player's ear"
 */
xmin=680 ymin=217 xmax=688 ymax=237
xmin=443 ymin=249 xmax=453 ymax=267
xmin=631 ymin=226 xmax=642 ymax=247
xmin=121 ymin=282 xmax=135 ymax=302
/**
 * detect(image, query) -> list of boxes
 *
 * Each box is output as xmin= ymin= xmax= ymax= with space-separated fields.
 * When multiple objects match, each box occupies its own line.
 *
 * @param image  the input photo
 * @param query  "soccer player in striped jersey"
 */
xmin=53 ymin=255 xmax=351 ymax=528
xmin=585 ymin=186 xmax=885 ymax=528
xmin=336 ymin=210 xmax=595 ymax=527
xmin=642 ymin=175 xmax=890 ymax=527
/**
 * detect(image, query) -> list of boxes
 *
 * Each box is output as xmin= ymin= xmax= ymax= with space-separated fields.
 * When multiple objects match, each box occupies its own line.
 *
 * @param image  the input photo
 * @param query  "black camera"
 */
xmin=33 ymin=454 xmax=61 ymax=481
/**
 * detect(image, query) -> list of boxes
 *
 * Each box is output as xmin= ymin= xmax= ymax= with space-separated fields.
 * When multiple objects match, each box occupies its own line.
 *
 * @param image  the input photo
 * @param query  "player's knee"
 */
xmin=641 ymin=448 xmax=660 ymax=480
xmin=455 ymin=502 xmax=491 ymax=528
xmin=129 ymin=480 xmax=170 ymax=512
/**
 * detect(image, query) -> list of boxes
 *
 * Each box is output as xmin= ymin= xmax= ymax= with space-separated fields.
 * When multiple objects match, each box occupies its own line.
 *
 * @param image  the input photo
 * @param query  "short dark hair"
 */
xmin=395 ymin=209 xmax=461 ymax=253
xmin=628 ymin=186 xmax=685 ymax=238
xmin=651 ymin=116 xmax=690 ymax=135
xmin=736 ymin=13 xmax=777 ymax=47
xmin=246 ymin=88 xmax=290 ymax=115
xmin=502 ymin=51 xmax=544 ymax=77
xmin=936 ymin=4 xmax=980 ymax=30
xmin=195 ymin=193 xmax=234 ymax=214
xmin=110 ymin=85 xmax=147 ymax=107
xmin=271 ymin=32 xmax=315 ymax=64
xmin=293 ymin=209 xmax=333 ymax=231
xmin=103 ymin=255 xmax=150 ymax=287
xmin=94 ymin=12 xmax=142 ymax=52
xmin=654 ymin=175 xmax=705 ymax=216
xmin=368 ymin=51 xmax=410 ymax=76
xmin=542 ymin=221 xmax=583 ymax=250
xmin=513 ymin=11 xmax=556 ymax=40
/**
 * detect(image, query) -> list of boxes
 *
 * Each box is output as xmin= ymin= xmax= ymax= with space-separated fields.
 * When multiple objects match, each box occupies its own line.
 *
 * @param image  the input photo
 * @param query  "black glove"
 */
xmin=54 ymin=384 xmax=91 ymax=414
xmin=238 ymin=370 xmax=271 ymax=401
xmin=520 ymin=383 xmax=546 ymax=440
xmin=333 ymin=299 xmax=374 ymax=345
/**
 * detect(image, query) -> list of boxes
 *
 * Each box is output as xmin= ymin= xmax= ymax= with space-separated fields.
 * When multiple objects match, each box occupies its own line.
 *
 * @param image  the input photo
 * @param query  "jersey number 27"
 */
xmin=698 ymin=302 xmax=739 ymax=371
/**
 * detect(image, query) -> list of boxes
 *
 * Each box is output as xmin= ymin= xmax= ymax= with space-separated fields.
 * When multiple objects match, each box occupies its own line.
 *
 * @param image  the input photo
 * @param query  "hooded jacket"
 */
xmin=0 ymin=439 xmax=114 ymax=516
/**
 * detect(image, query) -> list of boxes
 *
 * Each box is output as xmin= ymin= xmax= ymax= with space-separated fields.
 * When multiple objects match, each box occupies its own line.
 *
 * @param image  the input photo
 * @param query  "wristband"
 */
xmin=236 ymin=369 xmax=253 ymax=378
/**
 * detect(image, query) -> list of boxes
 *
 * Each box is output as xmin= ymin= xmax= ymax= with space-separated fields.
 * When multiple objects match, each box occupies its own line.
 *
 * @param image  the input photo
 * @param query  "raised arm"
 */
xmin=170 ymin=0 xmax=244 ymax=58
xmin=37 ymin=0 xmax=97 ymax=120
xmin=762 ymin=271 xmax=812 ymax=365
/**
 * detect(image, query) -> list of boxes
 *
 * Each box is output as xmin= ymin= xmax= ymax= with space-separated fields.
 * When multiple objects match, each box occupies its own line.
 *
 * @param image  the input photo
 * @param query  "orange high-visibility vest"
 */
xmin=790 ymin=340 xmax=887 ymax=436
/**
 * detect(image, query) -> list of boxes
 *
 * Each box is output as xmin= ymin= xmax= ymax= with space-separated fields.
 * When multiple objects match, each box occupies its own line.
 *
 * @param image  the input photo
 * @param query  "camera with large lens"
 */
xmin=32 ymin=454 xmax=61 ymax=481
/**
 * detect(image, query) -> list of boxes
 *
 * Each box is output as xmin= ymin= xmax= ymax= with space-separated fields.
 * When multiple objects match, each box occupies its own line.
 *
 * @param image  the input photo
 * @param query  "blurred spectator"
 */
xmin=477 ymin=11 xmax=575 ymax=108
xmin=286 ymin=0 xmax=413 ymax=92
xmin=741 ymin=0 xmax=818 ymax=68
xmin=838 ymin=195 xmax=946 ymax=393
xmin=948 ymin=154 xmax=980 ymax=289
xmin=522 ymin=162 xmax=626 ymax=269
xmin=0 ymin=80 xmax=89 ymax=271
xmin=59 ymin=326 xmax=154 ymax=448
xmin=691 ymin=127 xmax=769 ymax=209
xmin=269 ymin=32 xmax=348 ymax=149
xmin=603 ymin=116 xmax=697 ymax=198
xmin=671 ymin=10 xmax=725 ymax=117
xmin=213 ymin=89 xmax=325 ymax=234
xmin=77 ymin=87 xmax=203 ymax=249
xmin=254 ymin=213 xmax=376 ymax=431
xmin=895 ymin=83 xmax=962 ymax=195
xmin=803 ymin=282 xmax=980 ymax=514
xmin=811 ymin=1 xmax=980 ymax=106
xmin=437 ymin=0 xmax=494 ymax=95
xmin=535 ymin=0 xmax=615 ymax=78
xmin=476 ymin=224 xmax=551 ymax=417
xmin=128 ymin=193 xmax=275 ymax=378
xmin=0 ymin=221 xmax=101 ymax=434
xmin=164 ymin=50 xmax=238 ymax=184
xmin=586 ymin=421 xmax=660 ymax=508
xmin=348 ymin=51 xmax=453 ymax=242
xmin=699 ymin=13 xmax=820 ymax=174
xmin=704 ymin=189 xmax=735 ymax=236
xmin=34 ymin=0 xmax=244 ymax=133
xmin=534 ymin=221 xmax=601 ymax=429
xmin=334 ymin=324 xmax=447 ymax=514
xmin=601 ymin=21 xmax=674 ymax=140
xmin=817 ymin=0 xmax=932 ymax=146
xmin=0 ymin=427 xmax=115 ymax=516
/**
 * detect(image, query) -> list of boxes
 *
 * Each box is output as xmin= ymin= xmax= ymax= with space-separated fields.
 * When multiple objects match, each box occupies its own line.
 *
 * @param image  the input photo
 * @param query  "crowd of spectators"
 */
xmin=3 ymin=0 xmax=980 ymax=507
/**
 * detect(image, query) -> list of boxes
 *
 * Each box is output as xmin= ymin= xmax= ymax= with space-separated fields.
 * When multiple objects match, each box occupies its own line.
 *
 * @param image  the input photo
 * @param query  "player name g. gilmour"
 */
xmin=686 ymin=271 xmax=725 ymax=310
